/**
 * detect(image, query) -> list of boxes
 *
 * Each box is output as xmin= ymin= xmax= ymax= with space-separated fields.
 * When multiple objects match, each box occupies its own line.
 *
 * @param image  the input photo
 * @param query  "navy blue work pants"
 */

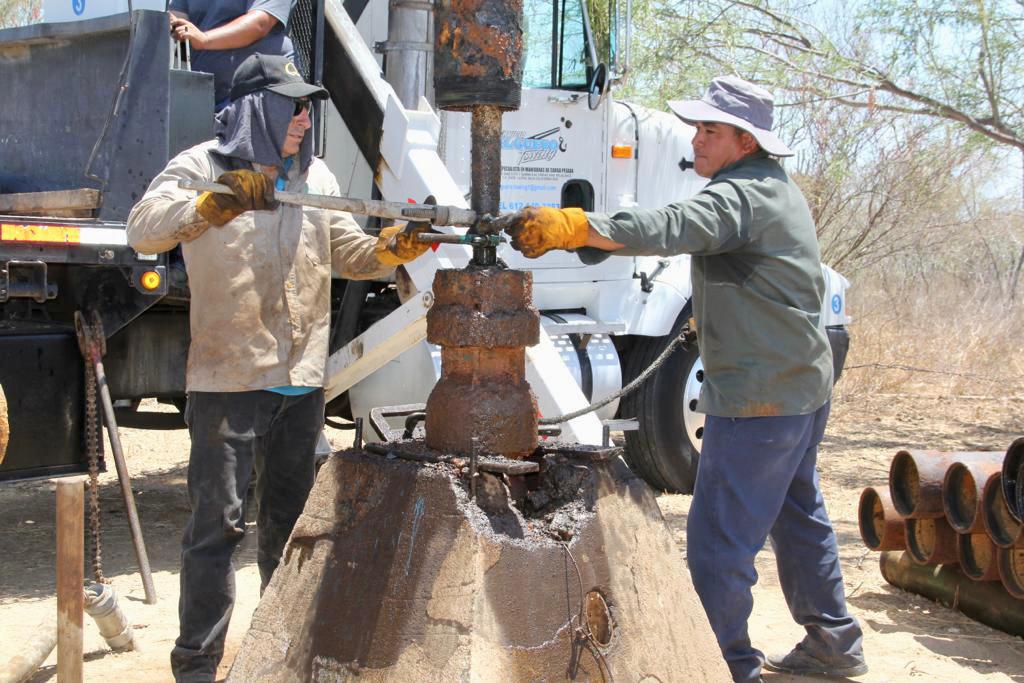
xmin=170 ymin=390 xmax=325 ymax=683
xmin=686 ymin=401 xmax=864 ymax=682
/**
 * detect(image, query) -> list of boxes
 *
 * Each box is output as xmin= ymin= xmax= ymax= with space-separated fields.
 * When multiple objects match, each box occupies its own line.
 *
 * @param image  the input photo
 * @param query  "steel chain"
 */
xmin=537 ymin=323 xmax=693 ymax=426
xmin=78 ymin=311 xmax=106 ymax=584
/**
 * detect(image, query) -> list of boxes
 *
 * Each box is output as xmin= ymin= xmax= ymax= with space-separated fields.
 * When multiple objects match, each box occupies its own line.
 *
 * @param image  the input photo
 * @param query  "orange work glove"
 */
xmin=195 ymin=170 xmax=277 ymax=226
xmin=374 ymin=223 xmax=436 ymax=266
xmin=501 ymin=206 xmax=590 ymax=258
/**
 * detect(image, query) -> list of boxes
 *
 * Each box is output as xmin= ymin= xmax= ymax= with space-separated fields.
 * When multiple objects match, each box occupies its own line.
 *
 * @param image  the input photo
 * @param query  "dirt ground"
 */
xmin=1 ymin=392 xmax=1023 ymax=682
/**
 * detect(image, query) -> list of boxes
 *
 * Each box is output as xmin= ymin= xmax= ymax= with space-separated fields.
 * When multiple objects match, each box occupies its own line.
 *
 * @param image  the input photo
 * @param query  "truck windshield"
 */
xmin=522 ymin=0 xmax=590 ymax=90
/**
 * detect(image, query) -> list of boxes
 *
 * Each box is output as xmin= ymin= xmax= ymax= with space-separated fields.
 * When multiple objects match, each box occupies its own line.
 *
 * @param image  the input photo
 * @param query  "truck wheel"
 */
xmin=620 ymin=309 xmax=702 ymax=494
xmin=0 ymin=382 xmax=8 ymax=465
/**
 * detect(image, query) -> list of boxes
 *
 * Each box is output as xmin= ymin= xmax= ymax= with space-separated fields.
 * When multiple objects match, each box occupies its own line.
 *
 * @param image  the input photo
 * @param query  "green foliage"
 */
xmin=619 ymin=0 xmax=1024 ymax=299
xmin=624 ymin=0 xmax=1024 ymax=151
xmin=0 ymin=0 xmax=41 ymax=28
xmin=618 ymin=0 xmax=721 ymax=106
xmin=586 ymin=0 xmax=612 ymax=66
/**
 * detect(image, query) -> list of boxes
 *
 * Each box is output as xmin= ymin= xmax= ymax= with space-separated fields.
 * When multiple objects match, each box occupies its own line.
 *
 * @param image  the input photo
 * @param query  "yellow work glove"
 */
xmin=502 ymin=206 xmax=590 ymax=258
xmin=195 ymin=169 xmax=276 ymax=227
xmin=374 ymin=223 xmax=435 ymax=266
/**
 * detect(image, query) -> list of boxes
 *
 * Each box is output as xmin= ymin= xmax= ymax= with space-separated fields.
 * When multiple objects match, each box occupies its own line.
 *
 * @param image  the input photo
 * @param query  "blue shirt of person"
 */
xmin=169 ymin=0 xmax=298 ymax=110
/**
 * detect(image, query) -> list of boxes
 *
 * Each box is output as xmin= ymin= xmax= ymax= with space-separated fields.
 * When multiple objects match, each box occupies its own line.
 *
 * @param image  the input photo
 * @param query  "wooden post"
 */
xmin=56 ymin=480 xmax=84 ymax=683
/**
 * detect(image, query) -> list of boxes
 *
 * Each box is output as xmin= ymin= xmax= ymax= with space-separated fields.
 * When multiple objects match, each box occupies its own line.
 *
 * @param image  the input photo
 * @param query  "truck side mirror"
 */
xmin=588 ymin=63 xmax=608 ymax=111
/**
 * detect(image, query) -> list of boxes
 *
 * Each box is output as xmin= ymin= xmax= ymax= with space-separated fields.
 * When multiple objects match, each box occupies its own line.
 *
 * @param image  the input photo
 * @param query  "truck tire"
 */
xmin=620 ymin=308 xmax=702 ymax=494
xmin=0 ymin=382 xmax=8 ymax=465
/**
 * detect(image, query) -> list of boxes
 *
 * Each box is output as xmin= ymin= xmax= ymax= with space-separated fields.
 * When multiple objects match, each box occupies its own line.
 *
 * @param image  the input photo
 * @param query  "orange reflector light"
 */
xmin=1 ymin=223 xmax=81 ymax=244
xmin=140 ymin=271 xmax=162 ymax=291
xmin=611 ymin=145 xmax=634 ymax=159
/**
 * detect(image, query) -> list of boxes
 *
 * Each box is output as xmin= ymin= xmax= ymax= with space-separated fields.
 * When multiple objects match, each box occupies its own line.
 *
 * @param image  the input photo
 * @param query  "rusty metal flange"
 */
xmin=425 ymin=267 xmax=540 ymax=458
xmin=427 ymin=267 xmax=539 ymax=348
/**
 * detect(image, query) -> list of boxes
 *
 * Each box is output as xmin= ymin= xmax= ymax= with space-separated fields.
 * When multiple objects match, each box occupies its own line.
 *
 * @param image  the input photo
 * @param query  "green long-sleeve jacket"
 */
xmin=581 ymin=153 xmax=833 ymax=418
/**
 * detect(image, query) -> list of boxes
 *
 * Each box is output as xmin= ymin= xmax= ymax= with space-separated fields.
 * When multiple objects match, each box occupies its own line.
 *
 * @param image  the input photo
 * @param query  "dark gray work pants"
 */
xmin=686 ymin=401 xmax=864 ymax=682
xmin=170 ymin=390 xmax=325 ymax=683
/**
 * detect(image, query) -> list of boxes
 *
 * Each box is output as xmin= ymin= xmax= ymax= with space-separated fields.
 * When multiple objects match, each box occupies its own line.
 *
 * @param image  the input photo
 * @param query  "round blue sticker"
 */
xmin=72 ymin=0 xmax=86 ymax=15
xmin=831 ymin=294 xmax=842 ymax=314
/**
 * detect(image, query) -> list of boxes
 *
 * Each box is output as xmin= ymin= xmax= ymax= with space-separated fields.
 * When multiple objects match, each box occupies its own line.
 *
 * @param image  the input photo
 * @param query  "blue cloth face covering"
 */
xmin=211 ymin=90 xmax=313 ymax=176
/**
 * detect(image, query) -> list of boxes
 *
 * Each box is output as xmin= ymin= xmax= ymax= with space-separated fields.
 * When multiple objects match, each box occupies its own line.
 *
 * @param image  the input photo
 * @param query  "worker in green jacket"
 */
xmin=500 ymin=76 xmax=867 ymax=683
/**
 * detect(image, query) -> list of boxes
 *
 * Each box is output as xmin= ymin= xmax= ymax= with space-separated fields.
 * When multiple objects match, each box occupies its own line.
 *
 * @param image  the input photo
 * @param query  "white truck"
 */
xmin=318 ymin=0 xmax=851 ymax=492
xmin=0 ymin=0 xmax=849 ymax=493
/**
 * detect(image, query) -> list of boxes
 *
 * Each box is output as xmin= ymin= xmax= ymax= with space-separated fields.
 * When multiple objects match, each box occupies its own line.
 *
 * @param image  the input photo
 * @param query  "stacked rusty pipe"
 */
xmin=858 ymin=440 xmax=1024 ymax=636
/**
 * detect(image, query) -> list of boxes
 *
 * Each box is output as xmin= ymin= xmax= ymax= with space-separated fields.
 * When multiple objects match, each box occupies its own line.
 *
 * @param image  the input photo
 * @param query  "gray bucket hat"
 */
xmin=668 ymin=76 xmax=793 ymax=157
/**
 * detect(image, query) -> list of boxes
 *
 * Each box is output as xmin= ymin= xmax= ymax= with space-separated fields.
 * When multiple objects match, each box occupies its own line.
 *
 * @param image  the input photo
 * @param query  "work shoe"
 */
xmin=764 ymin=643 xmax=868 ymax=678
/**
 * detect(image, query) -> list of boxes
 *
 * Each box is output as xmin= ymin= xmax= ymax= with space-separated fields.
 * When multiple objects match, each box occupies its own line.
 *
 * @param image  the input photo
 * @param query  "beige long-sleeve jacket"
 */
xmin=127 ymin=141 xmax=392 ymax=392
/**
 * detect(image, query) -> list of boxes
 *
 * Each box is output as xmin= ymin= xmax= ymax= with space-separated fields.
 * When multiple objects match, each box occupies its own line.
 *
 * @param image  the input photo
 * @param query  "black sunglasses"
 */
xmin=293 ymin=98 xmax=312 ymax=116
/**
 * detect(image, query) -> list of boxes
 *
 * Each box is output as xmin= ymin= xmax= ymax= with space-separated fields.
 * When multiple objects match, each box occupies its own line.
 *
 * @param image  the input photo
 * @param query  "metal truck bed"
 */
xmin=0 ymin=10 xmax=212 ymax=222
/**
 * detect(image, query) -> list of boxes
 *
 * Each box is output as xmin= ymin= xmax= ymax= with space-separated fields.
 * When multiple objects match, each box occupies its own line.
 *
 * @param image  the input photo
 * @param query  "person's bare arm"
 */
xmin=170 ymin=10 xmax=278 ymax=50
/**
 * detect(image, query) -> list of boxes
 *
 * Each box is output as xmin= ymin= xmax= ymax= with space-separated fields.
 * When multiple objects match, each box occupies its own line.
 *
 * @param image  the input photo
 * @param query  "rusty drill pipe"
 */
xmin=943 ymin=458 xmax=1004 ymax=533
xmin=982 ymin=472 xmax=1024 ymax=548
xmin=905 ymin=516 xmax=958 ymax=565
xmin=470 ymin=105 xmax=503 ymax=217
xmin=465 ymin=105 xmax=504 ymax=264
xmin=880 ymin=551 xmax=1024 ymax=636
xmin=957 ymin=533 xmax=1001 ymax=582
xmin=997 ymin=545 xmax=1024 ymax=599
xmin=433 ymin=0 xmax=524 ymax=111
xmin=858 ymin=486 xmax=905 ymax=551
xmin=434 ymin=0 xmax=523 ymax=265
xmin=467 ymin=105 xmax=504 ymax=264
xmin=1002 ymin=438 xmax=1024 ymax=523
xmin=74 ymin=310 xmax=157 ymax=604
xmin=889 ymin=450 xmax=995 ymax=519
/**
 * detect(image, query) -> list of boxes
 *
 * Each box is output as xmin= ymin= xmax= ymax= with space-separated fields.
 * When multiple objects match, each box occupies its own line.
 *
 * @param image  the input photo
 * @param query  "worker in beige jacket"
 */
xmin=127 ymin=53 xmax=430 ymax=683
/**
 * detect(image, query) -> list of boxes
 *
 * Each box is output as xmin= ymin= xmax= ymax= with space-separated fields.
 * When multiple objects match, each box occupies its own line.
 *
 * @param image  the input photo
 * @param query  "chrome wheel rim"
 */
xmin=681 ymin=355 xmax=705 ymax=452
